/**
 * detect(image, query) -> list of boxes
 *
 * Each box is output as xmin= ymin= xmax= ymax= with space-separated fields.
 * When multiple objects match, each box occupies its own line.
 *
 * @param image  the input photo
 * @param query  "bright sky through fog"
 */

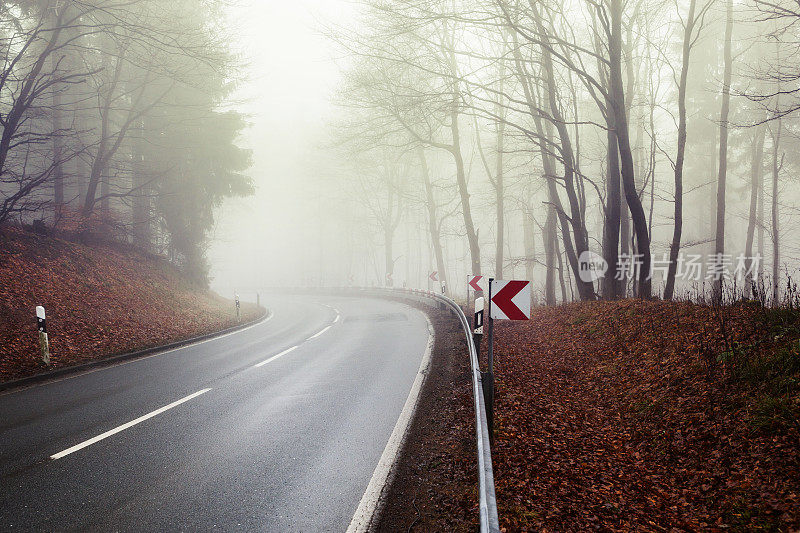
xmin=208 ymin=0 xmax=355 ymax=295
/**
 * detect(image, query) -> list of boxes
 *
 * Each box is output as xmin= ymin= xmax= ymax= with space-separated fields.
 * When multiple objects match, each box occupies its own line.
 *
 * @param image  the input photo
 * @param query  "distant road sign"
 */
xmin=429 ymin=271 xmax=438 ymax=282
xmin=490 ymin=280 xmax=531 ymax=320
xmin=469 ymin=275 xmax=483 ymax=292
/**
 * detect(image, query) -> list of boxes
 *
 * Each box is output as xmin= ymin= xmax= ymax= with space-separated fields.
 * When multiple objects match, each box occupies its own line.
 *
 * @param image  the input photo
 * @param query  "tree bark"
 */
xmin=523 ymin=207 xmax=536 ymax=304
xmin=664 ymin=0 xmax=698 ymax=300
xmin=609 ymin=0 xmax=651 ymax=298
xmin=744 ymin=125 xmax=765 ymax=297
xmin=602 ymin=110 xmax=621 ymax=300
xmin=495 ymin=93 xmax=505 ymax=279
xmin=449 ymin=90 xmax=481 ymax=278
xmin=713 ymin=0 xmax=733 ymax=302
xmin=771 ymin=118 xmax=781 ymax=305
xmin=418 ymin=148 xmax=448 ymax=294
xmin=531 ymin=4 xmax=595 ymax=300
xmin=132 ymin=118 xmax=151 ymax=249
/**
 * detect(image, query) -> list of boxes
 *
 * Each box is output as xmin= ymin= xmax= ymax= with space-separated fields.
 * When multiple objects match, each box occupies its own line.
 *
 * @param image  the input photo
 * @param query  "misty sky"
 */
xmin=208 ymin=0 xmax=354 ymax=295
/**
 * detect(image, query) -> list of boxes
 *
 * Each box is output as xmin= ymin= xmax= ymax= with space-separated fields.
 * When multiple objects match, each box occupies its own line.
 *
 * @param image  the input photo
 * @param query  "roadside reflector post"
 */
xmin=256 ymin=292 xmax=260 ymax=308
xmin=473 ymin=296 xmax=484 ymax=356
xmin=36 ymin=306 xmax=50 ymax=365
xmin=235 ymin=292 xmax=240 ymax=323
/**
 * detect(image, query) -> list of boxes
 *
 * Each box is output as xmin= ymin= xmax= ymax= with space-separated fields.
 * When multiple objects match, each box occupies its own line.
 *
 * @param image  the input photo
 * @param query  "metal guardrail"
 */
xmin=358 ymin=287 xmax=500 ymax=533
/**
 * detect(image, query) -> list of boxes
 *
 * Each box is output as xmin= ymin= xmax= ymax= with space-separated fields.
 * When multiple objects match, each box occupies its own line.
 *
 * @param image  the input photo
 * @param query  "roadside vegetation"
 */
xmin=0 ymin=227 xmax=261 ymax=383
xmin=487 ymin=299 xmax=799 ymax=531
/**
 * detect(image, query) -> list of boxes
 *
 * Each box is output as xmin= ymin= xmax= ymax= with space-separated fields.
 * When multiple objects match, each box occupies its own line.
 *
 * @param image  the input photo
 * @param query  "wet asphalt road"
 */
xmin=0 ymin=294 xmax=430 ymax=532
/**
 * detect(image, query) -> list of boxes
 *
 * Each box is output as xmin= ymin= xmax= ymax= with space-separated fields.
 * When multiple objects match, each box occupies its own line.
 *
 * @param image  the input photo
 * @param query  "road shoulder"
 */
xmin=374 ymin=305 xmax=479 ymax=532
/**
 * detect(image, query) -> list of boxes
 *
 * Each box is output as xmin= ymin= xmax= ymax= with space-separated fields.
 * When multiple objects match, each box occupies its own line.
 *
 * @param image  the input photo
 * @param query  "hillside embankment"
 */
xmin=0 ymin=227 xmax=262 ymax=383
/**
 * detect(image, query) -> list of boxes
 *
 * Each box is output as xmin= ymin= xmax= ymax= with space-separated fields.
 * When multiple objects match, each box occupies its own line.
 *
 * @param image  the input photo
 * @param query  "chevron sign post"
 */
xmin=484 ymin=278 xmax=531 ymax=443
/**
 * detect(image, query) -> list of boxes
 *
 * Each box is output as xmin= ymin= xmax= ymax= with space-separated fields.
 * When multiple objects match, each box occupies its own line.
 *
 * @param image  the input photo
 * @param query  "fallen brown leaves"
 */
xmin=491 ymin=299 xmax=800 ymax=532
xmin=0 ymin=227 xmax=260 ymax=383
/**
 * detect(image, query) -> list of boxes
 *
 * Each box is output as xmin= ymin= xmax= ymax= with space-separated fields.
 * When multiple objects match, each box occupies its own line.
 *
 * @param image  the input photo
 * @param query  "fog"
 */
xmin=209 ymin=0 xmax=355 ymax=294
xmin=3 ymin=0 xmax=799 ymax=305
xmin=208 ymin=0 xmax=800 ymax=304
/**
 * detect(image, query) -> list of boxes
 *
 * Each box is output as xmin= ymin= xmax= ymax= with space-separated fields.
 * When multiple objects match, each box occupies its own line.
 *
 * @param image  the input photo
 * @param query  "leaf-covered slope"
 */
xmin=0 ymin=227 xmax=259 ymax=382
xmin=491 ymin=299 xmax=799 ymax=531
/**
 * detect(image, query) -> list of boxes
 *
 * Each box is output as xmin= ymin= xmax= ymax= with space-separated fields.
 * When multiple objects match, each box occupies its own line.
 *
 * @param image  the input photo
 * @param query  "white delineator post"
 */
xmin=473 ymin=296 xmax=484 ymax=354
xmin=235 ymin=292 xmax=241 ymax=323
xmin=36 ymin=306 xmax=50 ymax=365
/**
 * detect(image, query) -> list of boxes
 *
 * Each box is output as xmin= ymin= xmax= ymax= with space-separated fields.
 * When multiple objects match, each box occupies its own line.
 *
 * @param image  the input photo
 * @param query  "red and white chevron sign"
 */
xmin=468 ymin=275 xmax=483 ymax=292
xmin=490 ymin=280 xmax=531 ymax=320
xmin=428 ymin=271 xmax=438 ymax=282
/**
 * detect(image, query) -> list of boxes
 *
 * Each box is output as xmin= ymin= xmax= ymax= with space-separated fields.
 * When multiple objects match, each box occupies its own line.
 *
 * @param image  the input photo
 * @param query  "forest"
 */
xmin=313 ymin=0 xmax=800 ymax=305
xmin=0 ymin=0 xmax=252 ymax=284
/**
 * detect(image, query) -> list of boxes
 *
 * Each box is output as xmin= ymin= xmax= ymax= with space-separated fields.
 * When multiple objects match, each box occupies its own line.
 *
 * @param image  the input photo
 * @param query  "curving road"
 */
xmin=0 ymin=294 xmax=431 ymax=531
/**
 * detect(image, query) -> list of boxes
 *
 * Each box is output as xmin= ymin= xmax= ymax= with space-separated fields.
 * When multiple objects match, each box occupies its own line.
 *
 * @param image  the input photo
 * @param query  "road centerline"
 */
xmin=308 ymin=325 xmax=332 ymax=340
xmin=253 ymin=345 xmax=298 ymax=368
xmin=49 ymin=388 xmax=211 ymax=460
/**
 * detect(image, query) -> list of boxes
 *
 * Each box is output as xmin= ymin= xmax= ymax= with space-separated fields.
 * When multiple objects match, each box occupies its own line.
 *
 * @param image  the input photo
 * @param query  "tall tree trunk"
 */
xmin=555 ymin=229 xmax=567 ymax=302
xmin=609 ymin=0 xmax=651 ymax=298
xmin=384 ymin=226 xmax=394 ymax=287
xmin=647 ymin=92 xmax=657 ymax=241
xmin=508 ymin=29 xmax=560 ymax=300
xmin=51 ymin=52 xmax=64 ymax=208
xmin=713 ymin=0 xmax=734 ymax=302
xmin=531 ymin=5 xmax=595 ymax=299
xmin=664 ymin=0 xmax=698 ymax=300
xmin=602 ymin=111 xmax=621 ymax=300
xmin=495 ymin=90 xmax=505 ymax=279
xmin=523 ymin=207 xmax=536 ymax=304
xmin=449 ymin=91 xmax=481 ymax=278
xmin=758 ymin=138 xmax=765 ymax=282
xmin=543 ymin=206 xmax=557 ymax=305
xmin=100 ymin=171 xmax=110 ymax=212
xmin=771 ymin=118 xmax=781 ymax=305
xmin=744 ymin=125 xmax=765 ymax=297
xmin=132 ymin=118 xmax=151 ymax=249
xmin=419 ymin=148 xmax=448 ymax=293
xmin=619 ymin=189 xmax=630 ymax=296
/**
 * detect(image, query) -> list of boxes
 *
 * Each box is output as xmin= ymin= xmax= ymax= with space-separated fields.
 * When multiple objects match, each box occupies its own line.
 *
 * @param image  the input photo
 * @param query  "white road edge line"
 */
xmin=50 ymin=388 xmax=211 ymax=460
xmin=253 ymin=346 xmax=298 ymax=368
xmin=308 ymin=325 xmax=332 ymax=340
xmin=347 ymin=316 xmax=435 ymax=533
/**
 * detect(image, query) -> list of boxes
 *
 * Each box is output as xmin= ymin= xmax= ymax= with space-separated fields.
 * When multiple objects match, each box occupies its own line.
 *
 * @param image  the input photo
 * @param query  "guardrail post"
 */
xmin=481 ymin=371 xmax=494 ymax=447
